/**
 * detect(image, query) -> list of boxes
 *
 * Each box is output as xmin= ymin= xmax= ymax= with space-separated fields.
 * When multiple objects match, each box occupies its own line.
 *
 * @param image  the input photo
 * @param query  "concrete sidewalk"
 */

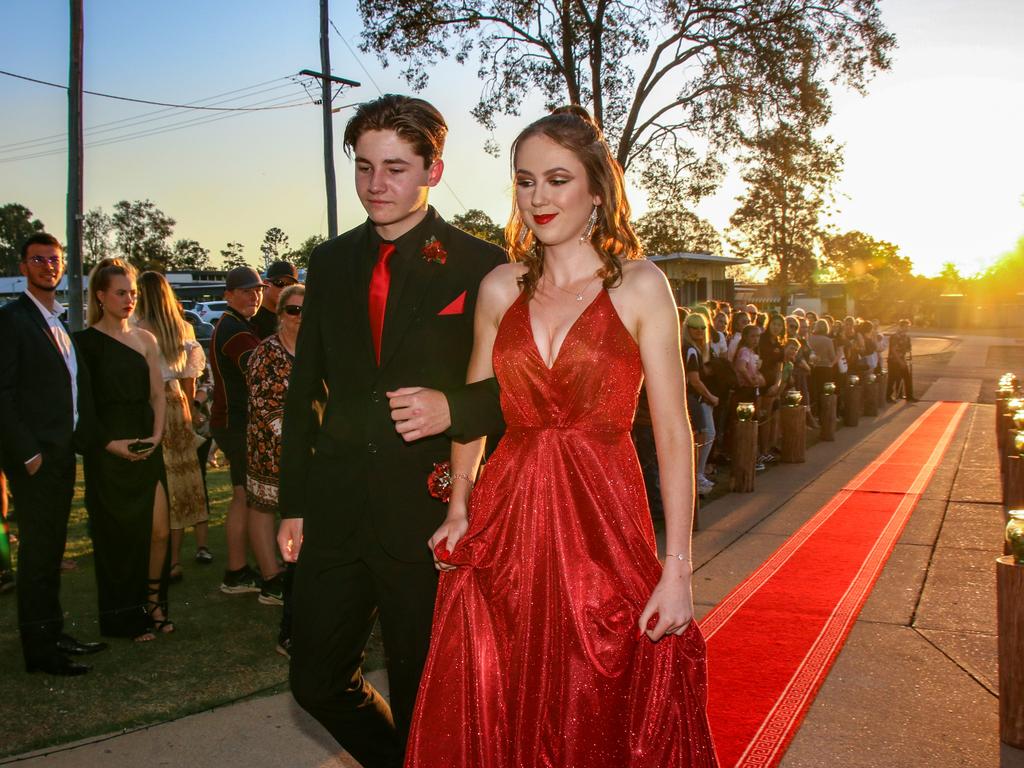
xmin=4 ymin=401 xmax=1020 ymax=767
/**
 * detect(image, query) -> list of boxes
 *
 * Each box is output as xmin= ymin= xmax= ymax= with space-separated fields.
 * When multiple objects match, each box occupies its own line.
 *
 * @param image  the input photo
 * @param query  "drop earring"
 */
xmin=580 ymin=206 xmax=598 ymax=243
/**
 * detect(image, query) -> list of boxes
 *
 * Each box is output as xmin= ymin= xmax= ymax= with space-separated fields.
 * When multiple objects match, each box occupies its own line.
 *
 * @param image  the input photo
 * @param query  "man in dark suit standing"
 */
xmin=0 ymin=233 xmax=106 ymax=675
xmin=278 ymin=95 xmax=505 ymax=768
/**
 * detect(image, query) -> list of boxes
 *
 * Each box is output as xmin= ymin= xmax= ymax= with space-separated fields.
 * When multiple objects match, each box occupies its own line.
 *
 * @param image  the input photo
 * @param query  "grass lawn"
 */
xmin=0 ymin=462 xmax=384 ymax=759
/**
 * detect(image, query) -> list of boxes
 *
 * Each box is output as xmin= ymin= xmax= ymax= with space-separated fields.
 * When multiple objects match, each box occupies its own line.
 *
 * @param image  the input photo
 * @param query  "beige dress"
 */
xmin=160 ymin=330 xmax=209 ymax=529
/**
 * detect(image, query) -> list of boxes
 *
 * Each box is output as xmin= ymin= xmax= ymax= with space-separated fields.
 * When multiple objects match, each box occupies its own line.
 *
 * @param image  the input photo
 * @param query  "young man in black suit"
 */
xmin=278 ymin=95 xmax=505 ymax=768
xmin=0 ymin=233 xmax=106 ymax=675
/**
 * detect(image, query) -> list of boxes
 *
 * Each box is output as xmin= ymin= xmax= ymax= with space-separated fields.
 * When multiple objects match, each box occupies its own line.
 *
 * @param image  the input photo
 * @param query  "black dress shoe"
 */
xmin=27 ymin=655 xmax=91 ymax=676
xmin=57 ymin=635 xmax=109 ymax=655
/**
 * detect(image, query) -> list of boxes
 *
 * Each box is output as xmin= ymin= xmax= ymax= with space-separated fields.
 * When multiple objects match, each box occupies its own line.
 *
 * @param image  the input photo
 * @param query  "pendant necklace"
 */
xmin=545 ymin=272 xmax=600 ymax=302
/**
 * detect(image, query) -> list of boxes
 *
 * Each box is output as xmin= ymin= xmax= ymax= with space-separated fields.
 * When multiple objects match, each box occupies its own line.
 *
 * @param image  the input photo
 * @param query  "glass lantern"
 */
xmin=736 ymin=402 xmax=756 ymax=421
xmin=784 ymin=390 xmax=803 ymax=407
xmin=866 ymin=373 xmax=877 ymax=384
xmin=823 ymin=382 xmax=836 ymax=396
xmin=848 ymin=374 xmax=860 ymax=387
xmin=1007 ymin=511 xmax=1024 ymax=565
xmin=1014 ymin=411 xmax=1024 ymax=431
xmin=1015 ymin=431 xmax=1024 ymax=456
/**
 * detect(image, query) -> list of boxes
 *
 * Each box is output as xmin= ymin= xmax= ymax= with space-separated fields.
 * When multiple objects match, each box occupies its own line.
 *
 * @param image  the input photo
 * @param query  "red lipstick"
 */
xmin=533 ymin=213 xmax=557 ymax=225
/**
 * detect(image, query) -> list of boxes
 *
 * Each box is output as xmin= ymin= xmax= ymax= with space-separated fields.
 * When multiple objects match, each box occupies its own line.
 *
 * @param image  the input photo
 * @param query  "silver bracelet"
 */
xmin=664 ymin=553 xmax=691 ymax=562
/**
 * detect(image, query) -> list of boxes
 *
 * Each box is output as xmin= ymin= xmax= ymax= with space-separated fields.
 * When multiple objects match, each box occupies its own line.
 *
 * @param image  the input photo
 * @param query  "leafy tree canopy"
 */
xmin=286 ymin=234 xmax=326 ymax=270
xmin=450 ymin=209 xmax=504 ymax=246
xmin=635 ymin=205 xmax=721 ymax=257
xmin=260 ymin=227 xmax=291 ymax=271
xmin=358 ymin=0 xmax=893 ymax=201
xmin=728 ymin=123 xmax=842 ymax=305
xmin=170 ymin=239 xmax=212 ymax=271
xmin=0 ymin=203 xmax=45 ymax=276
xmin=821 ymin=230 xmax=910 ymax=281
xmin=220 ymin=241 xmax=250 ymax=270
xmin=82 ymin=208 xmax=113 ymax=271
xmin=111 ymin=199 xmax=176 ymax=272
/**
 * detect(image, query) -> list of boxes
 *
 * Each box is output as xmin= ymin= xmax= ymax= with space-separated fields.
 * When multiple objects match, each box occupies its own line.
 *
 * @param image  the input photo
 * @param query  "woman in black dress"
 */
xmin=75 ymin=258 xmax=169 ymax=641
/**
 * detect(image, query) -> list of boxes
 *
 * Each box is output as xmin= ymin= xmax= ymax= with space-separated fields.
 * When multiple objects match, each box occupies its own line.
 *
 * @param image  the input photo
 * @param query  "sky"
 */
xmin=1 ymin=0 xmax=1022 ymax=278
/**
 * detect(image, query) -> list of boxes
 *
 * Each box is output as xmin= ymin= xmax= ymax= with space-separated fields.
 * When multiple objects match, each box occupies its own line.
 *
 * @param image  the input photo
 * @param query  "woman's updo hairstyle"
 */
xmin=506 ymin=105 xmax=641 ymax=298
xmin=86 ymin=257 xmax=136 ymax=327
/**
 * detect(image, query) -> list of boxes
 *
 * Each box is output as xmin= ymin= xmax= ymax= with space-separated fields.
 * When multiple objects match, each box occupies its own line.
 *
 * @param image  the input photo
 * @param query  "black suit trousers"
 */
xmin=290 ymin=517 xmax=439 ymax=768
xmin=8 ymin=451 xmax=76 ymax=667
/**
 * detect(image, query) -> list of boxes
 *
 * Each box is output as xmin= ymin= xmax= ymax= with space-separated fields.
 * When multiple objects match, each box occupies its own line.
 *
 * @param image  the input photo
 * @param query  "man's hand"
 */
xmin=25 ymin=454 xmax=43 ymax=476
xmin=278 ymin=518 xmax=304 ymax=563
xmin=387 ymin=387 xmax=451 ymax=442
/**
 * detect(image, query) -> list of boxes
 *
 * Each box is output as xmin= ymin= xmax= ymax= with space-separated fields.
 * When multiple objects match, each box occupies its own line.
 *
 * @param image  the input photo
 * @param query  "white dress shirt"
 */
xmin=23 ymin=290 xmax=79 ymax=446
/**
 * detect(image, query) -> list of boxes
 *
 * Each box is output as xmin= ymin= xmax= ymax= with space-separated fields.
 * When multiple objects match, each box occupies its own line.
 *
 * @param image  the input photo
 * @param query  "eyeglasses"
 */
xmin=283 ymin=305 xmax=302 ymax=316
xmin=28 ymin=254 xmax=63 ymax=267
xmin=268 ymin=279 xmax=296 ymax=289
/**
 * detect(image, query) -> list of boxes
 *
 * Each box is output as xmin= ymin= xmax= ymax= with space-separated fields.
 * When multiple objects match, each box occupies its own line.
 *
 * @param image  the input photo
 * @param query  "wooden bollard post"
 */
xmin=878 ymin=370 xmax=888 ymax=410
xmin=732 ymin=415 xmax=757 ymax=493
xmin=780 ymin=404 xmax=806 ymax=463
xmin=844 ymin=380 xmax=862 ymax=427
xmin=1003 ymin=418 xmax=1018 ymax=483
xmin=998 ymin=555 xmax=1024 ymax=748
xmin=863 ymin=376 xmax=879 ymax=417
xmin=820 ymin=393 xmax=837 ymax=441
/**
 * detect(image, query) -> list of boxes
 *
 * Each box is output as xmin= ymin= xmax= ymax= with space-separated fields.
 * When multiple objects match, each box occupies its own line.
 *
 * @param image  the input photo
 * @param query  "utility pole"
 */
xmin=320 ymin=0 xmax=338 ymax=238
xmin=66 ymin=0 xmax=84 ymax=331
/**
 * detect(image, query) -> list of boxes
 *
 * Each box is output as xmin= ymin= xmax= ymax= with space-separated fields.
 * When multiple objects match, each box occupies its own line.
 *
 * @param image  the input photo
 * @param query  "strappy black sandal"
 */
xmin=146 ymin=578 xmax=175 ymax=634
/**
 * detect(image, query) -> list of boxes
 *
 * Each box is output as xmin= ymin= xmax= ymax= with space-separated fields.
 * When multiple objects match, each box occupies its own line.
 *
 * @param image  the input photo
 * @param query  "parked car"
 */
xmin=193 ymin=301 xmax=228 ymax=324
xmin=183 ymin=310 xmax=215 ymax=350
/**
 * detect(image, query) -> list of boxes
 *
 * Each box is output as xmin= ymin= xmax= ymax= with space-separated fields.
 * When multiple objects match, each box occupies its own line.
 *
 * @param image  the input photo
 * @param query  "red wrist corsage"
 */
xmin=427 ymin=460 xmax=453 ymax=503
xmin=421 ymin=236 xmax=448 ymax=265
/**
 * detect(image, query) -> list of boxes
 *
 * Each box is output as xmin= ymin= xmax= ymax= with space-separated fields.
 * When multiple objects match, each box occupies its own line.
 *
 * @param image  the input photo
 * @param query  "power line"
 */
xmin=0 ymin=80 xmax=308 ymax=153
xmin=0 ymin=92 xmax=312 ymax=164
xmin=0 ymin=68 xmax=312 ymax=111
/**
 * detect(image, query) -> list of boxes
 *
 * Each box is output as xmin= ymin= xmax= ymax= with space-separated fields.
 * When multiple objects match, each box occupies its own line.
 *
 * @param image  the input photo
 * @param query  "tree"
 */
xmin=0 ymin=203 xmax=45 ymax=275
xmin=259 ymin=227 xmax=291 ymax=271
xmin=450 ymin=209 xmax=504 ymax=246
xmin=82 ymin=207 xmax=113 ymax=270
xmin=358 ymin=0 xmax=894 ymax=200
xmin=111 ymin=199 xmax=176 ymax=272
xmin=286 ymin=234 xmax=326 ymax=270
xmin=938 ymin=262 xmax=963 ymax=293
xmin=821 ymin=230 xmax=910 ymax=281
xmin=170 ymin=239 xmax=211 ymax=271
xmin=220 ymin=241 xmax=250 ymax=270
xmin=728 ymin=123 xmax=842 ymax=309
xmin=820 ymin=230 xmax=912 ymax=316
xmin=634 ymin=205 xmax=721 ymax=257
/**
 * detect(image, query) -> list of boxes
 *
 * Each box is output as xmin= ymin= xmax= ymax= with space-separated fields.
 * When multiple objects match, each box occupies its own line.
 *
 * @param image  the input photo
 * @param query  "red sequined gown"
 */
xmin=405 ymin=290 xmax=719 ymax=768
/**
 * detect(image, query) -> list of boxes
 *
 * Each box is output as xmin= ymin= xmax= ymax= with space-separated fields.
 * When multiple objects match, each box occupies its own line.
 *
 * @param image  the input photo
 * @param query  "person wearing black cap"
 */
xmin=210 ymin=266 xmax=284 ymax=600
xmin=252 ymin=261 xmax=299 ymax=340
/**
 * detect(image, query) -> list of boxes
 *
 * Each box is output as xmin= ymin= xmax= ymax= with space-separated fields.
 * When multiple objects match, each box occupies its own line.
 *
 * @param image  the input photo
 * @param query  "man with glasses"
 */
xmin=0 ymin=233 xmax=106 ymax=675
xmin=210 ymin=266 xmax=282 ymax=600
xmin=252 ymin=261 xmax=299 ymax=340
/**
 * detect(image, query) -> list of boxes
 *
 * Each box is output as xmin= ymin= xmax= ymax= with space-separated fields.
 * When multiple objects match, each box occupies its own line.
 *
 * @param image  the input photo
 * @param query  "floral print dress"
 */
xmin=246 ymin=334 xmax=293 ymax=513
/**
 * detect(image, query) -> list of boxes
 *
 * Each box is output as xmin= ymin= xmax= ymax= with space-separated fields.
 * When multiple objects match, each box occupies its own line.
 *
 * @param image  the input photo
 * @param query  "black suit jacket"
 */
xmin=279 ymin=208 xmax=506 ymax=562
xmin=0 ymin=294 xmax=96 ymax=475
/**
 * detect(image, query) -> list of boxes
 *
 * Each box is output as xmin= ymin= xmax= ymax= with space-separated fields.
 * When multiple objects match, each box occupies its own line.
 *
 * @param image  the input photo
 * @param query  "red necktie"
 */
xmin=368 ymin=242 xmax=395 ymax=365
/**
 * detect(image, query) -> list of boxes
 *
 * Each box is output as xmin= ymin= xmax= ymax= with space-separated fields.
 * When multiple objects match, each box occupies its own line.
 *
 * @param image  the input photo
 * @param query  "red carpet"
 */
xmin=701 ymin=401 xmax=968 ymax=768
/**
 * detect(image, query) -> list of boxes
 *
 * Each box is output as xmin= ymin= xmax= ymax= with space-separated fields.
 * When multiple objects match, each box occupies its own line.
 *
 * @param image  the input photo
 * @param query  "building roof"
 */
xmin=647 ymin=251 xmax=749 ymax=266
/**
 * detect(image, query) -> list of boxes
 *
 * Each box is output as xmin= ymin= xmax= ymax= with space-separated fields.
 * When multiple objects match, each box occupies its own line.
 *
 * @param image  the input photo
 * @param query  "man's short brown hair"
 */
xmin=20 ymin=232 xmax=62 ymax=260
xmin=342 ymin=94 xmax=447 ymax=167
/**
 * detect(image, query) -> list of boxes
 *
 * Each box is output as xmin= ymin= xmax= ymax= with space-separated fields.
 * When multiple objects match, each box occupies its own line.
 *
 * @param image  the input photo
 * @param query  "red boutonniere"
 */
xmin=421 ymin=236 xmax=448 ymax=265
xmin=427 ymin=461 xmax=453 ymax=503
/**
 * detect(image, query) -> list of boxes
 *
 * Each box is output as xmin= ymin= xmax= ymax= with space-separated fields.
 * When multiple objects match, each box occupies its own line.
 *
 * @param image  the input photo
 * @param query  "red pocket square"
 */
xmin=438 ymin=291 xmax=466 ymax=316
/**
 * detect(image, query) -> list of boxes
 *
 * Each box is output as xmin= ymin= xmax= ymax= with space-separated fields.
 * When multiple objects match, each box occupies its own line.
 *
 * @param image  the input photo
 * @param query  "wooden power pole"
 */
xmin=301 ymin=1 xmax=358 ymax=240
xmin=66 ymin=0 xmax=84 ymax=331
xmin=319 ymin=0 xmax=338 ymax=239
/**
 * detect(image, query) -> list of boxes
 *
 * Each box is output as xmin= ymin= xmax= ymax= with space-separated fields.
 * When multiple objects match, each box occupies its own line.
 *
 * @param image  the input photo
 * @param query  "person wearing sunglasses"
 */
xmin=246 ymin=283 xmax=304 ymax=655
xmin=252 ymin=261 xmax=300 ymax=340
xmin=0 ymin=233 xmax=107 ymax=675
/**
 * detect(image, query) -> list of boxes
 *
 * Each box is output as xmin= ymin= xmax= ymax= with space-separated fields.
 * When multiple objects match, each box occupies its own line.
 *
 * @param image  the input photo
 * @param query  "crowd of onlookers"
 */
xmin=633 ymin=299 xmax=918 ymax=514
xmin=0 ymin=232 xmax=304 ymax=675
xmin=0 ymin=232 xmax=919 ymax=675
